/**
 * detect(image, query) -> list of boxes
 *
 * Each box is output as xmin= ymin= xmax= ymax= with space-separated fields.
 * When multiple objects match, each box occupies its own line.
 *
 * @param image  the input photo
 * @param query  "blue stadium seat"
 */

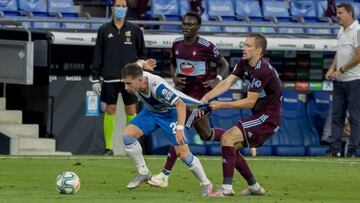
xmin=206 ymin=0 xmax=247 ymax=32
xmin=316 ymin=0 xmax=328 ymax=18
xmin=0 ymin=0 xmax=19 ymax=16
xmin=352 ymin=2 xmax=360 ymax=20
xmin=48 ymin=0 xmax=77 ymax=15
xmin=290 ymin=0 xmax=333 ymax=34
xmin=262 ymin=0 xmax=304 ymax=33
xmin=305 ymin=91 xmax=331 ymax=156
xmin=235 ymin=0 xmax=275 ymax=33
xmin=272 ymin=90 xmax=306 ymax=156
xmin=306 ymin=91 xmax=331 ymax=139
xmin=90 ymin=17 xmax=110 ymax=30
xmin=179 ymin=0 xmax=189 ymax=16
xmin=0 ymin=0 xmax=33 ymax=28
xmin=179 ymin=0 xmax=220 ymax=32
xmin=151 ymin=0 xmax=181 ymax=31
xmin=48 ymin=0 xmax=90 ymax=29
xmin=18 ymin=0 xmax=60 ymax=29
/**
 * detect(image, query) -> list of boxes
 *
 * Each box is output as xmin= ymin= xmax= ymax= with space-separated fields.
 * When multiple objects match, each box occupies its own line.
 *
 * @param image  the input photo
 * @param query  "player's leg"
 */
xmin=210 ymin=126 xmax=241 ymax=196
xmin=146 ymin=110 xmax=178 ymax=188
xmin=234 ymin=115 xmax=278 ymax=196
xmin=193 ymin=115 xmax=225 ymax=141
xmin=102 ymin=83 xmax=119 ymax=155
xmin=148 ymin=145 xmax=176 ymax=188
xmin=122 ymin=83 xmax=138 ymax=125
xmin=175 ymin=144 xmax=213 ymax=196
xmin=124 ymin=109 xmax=157 ymax=189
xmin=346 ymin=80 xmax=360 ymax=157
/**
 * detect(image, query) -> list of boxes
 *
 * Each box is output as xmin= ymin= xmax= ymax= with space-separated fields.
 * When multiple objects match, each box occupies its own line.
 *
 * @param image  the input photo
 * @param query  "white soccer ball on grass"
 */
xmin=55 ymin=171 xmax=81 ymax=194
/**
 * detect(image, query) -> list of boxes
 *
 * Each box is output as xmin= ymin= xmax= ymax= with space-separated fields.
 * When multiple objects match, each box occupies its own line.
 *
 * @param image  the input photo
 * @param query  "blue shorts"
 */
xmin=130 ymin=108 xmax=188 ymax=146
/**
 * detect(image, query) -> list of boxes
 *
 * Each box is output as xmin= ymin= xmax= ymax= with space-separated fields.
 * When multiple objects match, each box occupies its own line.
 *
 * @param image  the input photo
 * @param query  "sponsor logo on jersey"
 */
xmin=180 ymin=62 xmax=195 ymax=75
xmin=125 ymin=31 xmax=131 ymax=37
xmin=162 ymin=88 xmax=175 ymax=101
xmin=107 ymin=33 xmax=113 ymax=38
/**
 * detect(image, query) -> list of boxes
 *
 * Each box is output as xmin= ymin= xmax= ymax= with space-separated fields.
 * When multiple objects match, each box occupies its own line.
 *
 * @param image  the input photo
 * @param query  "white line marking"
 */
xmin=0 ymin=156 xmax=359 ymax=164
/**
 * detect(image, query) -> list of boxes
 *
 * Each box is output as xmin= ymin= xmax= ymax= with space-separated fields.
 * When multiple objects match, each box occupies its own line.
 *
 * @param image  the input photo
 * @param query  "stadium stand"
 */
xmin=179 ymin=0 xmax=220 ymax=32
xmin=0 ymin=0 xmax=31 ymax=28
xmin=18 ymin=0 xmax=60 ymax=28
xmin=272 ymin=90 xmax=307 ymax=156
xmin=206 ymin=0 xmax=247 ymax=33
xmin=289 ymin=0 xmax=333 ymax=34
xmin=235 ymin=0 xmax=276 ymax=33
xmin=151 ymin=0 xmax=181 ymax=31
xmin=262 ymin=0 xmax=304 ymax=33
xmin=48 ymin=0 xmax=90 ymax=29
xmin=305 ymin=91 xmax=331 ymax=156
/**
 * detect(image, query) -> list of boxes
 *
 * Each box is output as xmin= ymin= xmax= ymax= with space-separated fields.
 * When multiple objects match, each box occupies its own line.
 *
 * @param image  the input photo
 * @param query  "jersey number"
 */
xmin=170 ymin=122 xmax=177 ymax=134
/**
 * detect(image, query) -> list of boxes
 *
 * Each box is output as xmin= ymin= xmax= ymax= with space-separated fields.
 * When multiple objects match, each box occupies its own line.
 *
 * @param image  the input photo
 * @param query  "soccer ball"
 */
xmin=55 ymin=171 xmax=81 ymax=194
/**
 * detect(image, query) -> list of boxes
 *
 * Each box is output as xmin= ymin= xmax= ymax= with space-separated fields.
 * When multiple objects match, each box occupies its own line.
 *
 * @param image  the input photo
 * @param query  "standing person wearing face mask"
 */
xmin=91 ymin=0 xmax=146 ymax=155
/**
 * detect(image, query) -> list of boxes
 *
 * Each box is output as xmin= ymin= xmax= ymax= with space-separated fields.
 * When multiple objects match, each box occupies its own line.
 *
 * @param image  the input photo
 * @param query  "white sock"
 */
xmin=160 ymin=172 xmax=169 ymax=180
xmin=249 ymin=182 xmax=260 ymax=190
xmin=222 ymin=184 xmax=233 ymax=191
xmin=188 ymin=156 xmax=210 ymax=185
xmin=124 ymin=140 xmax=149 ymax=175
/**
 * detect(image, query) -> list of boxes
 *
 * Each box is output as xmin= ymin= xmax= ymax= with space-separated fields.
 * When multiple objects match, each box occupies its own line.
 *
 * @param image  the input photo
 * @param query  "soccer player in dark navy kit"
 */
xmin=201 ymin=33 xmax=282 ymax=196
xmin=147 ymin=11 xmax=229 ymax=187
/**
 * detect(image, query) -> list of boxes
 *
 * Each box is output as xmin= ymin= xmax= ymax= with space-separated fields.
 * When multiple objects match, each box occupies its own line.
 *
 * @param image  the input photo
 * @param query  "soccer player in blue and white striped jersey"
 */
xmin=120 ymin=61 xmax=213 ymax=196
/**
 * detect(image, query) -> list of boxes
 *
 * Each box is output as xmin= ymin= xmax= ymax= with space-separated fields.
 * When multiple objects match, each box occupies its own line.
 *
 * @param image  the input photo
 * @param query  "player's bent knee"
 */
xmin=175 ymin=145 xmax=189 ymax=159
xmin=199 ymin=131 xmax=212 ymax=141
xmin=220 ymin=132 xmax=231 ymax=145
xmin=105 ymin=105 xmax=116 ymax=114
xmin=122 ymin=135 xmax=137 ymax=145
xmin=180 ymin=151 xmax=194 ymax=167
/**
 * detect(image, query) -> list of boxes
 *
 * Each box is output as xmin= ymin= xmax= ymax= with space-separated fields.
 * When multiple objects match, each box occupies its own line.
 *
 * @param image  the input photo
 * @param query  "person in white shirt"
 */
xmin=325 ymin=2 xmax=360 ymax=157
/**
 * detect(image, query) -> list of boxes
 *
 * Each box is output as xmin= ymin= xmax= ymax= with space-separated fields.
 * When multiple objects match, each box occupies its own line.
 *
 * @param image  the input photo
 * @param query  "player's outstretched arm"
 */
xmin=210 ymin=91 xmax=259 ymax=110
xmin=200 ymin=74 xmax=238 ymax=103
xmin=136 ymin=59 xmax=157 ymax=71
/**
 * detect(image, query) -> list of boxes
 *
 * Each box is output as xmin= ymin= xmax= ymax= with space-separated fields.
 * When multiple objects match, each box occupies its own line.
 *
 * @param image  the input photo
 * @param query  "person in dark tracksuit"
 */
xmin=91 ymin=0 xmax=146 ymax=155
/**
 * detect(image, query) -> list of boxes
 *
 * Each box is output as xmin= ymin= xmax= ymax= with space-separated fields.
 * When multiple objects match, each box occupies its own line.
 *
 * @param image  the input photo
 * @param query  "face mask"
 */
xmin=114 ymin=7 xmax=127 ymax=19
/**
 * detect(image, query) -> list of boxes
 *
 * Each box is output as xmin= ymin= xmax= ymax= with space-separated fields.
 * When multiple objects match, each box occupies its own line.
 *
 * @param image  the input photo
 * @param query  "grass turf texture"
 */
xmin=0 ymin=156 xmax=359 ymax=203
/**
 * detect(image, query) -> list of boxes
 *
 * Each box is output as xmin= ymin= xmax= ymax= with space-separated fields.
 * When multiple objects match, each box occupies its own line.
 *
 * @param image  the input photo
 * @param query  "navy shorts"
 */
xmin=101 ymin=82 xmax=138 ymax=105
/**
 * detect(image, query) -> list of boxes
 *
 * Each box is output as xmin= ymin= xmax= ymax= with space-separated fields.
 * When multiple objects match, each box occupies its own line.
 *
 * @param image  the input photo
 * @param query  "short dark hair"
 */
xmin=121 ymin=63 xmax=143 ymax=79
xmin=112 ymin=0 xmax=128 ymax=6
xmin=248 ymin=33 xmax=267 ymax=55
xmin=337 ymin=3 xmax=355 ymax=19
xmin=183 ymin=11 xmax=202 ymax=26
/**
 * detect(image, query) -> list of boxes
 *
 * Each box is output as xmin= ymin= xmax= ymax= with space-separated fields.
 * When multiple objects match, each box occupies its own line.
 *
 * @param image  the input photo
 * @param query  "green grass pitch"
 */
xmin=0 ymin=156 xmax=359 ymax=203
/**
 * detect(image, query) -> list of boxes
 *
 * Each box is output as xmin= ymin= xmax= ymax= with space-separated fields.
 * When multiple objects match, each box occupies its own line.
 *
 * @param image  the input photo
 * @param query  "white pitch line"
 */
xmin=0 ymin=156 xmax=359 ymax=165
